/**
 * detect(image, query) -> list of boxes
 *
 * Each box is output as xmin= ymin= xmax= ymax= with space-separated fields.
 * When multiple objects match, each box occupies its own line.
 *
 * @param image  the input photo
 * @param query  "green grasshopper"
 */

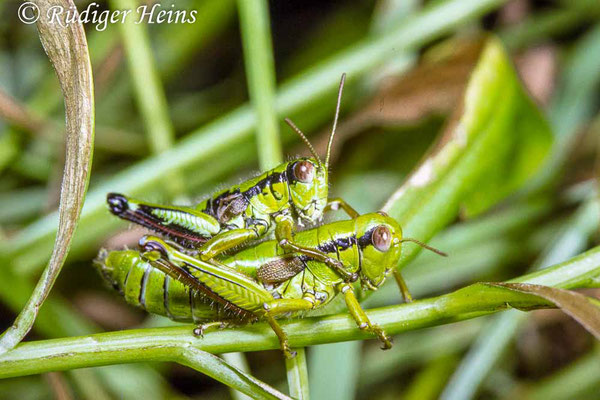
xmin=96 ymin=212 xmax=445 ymax=357
xmin=106 ymin=74 xmax=359 ymax=281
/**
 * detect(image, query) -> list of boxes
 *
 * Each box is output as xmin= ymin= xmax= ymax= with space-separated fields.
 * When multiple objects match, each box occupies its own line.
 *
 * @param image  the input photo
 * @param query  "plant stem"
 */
xmin=237 ymin=0 xmax=282 ymax=170
xmin=285 ymin=348 xmax=309 ymax=400
xmin=222 ymin=352 xmax=254 ymax=400
xmin=440 ymin=197 xmax=600 ymax=400
xmin=176 ymin=348 xmax=291 ymax=400
xmin=0 ymin=286 xmax=571 ymax=378
xmin=2 ymin=244 xmax=599 ymax=378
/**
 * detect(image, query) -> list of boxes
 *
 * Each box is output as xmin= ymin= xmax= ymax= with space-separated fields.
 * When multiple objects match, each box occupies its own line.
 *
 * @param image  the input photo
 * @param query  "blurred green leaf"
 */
xmin=0 ymin=131 xmax=18 ymax=173
xmin=110 ymin=0 xmax=182 ymax=196
xmin=404 ymin=355 xmax=458 ymax=400
xmin=461 ymin=74 xmax=553 ymax=216
xmin=522 ymin=347 xmax=600 ymax=400
xmin=383 ymin=36 xmax=552 ymax=267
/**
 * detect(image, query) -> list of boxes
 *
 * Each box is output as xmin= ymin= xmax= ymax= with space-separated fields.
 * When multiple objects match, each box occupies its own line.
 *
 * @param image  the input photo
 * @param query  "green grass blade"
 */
xmin=237 ymin=0 xmax=282 ymax=169
xmin=286 ymin=347 xmax=309 ymax=400
xmin=309 ymin=341 xmax=361 ymax=400
xmin=178 ymin=349 xmax=292 ymax=400
xmin=222 ymin=352 xmax=254 ymax=400
xmin=109 ymin=0 xmax=182 ymax=196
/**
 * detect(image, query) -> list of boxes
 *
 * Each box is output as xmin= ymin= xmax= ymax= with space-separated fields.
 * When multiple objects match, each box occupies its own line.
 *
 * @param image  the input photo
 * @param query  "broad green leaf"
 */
xmin=461 ymin=57 xmax=553 ymax=216
xmin=383 ymin=37 xmax=553 ymax=268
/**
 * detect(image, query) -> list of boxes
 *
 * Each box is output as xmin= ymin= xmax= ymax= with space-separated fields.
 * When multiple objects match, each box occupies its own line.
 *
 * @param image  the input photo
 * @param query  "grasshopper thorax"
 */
xmin=285 ymin=157 xmax=328 ymax=225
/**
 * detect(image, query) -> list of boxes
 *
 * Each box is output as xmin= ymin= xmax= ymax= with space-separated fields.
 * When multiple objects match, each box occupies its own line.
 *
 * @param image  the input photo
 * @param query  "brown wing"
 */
xmin=257 ymin=256 xmax=306 ymax=284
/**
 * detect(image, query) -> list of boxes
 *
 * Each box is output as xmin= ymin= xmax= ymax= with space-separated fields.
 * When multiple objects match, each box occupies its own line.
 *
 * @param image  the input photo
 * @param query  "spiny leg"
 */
xmin=324 ymin=197 xmax=360 ymax=218
xmin=275 ymin=216 xmax=358 ymax=282
xmin=140 ymin=236 xmax=315 ymax=359
xmin=392 ymin=269 xmax=413 ymax=303
xmin=339 ymin=283 xmax=393 ymax=349
xmin=139 ymin=236 xmax=273 ymax=321
xmin=107 ymin=193 xmax=220 ymax=247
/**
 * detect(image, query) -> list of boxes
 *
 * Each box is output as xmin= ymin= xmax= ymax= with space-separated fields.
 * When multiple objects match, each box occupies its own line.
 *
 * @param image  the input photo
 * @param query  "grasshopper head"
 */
xmin=356 ymin=212 xmax=403 ymax=290
xmin=286 ymin=158 xmax=328 ymax=225
xmin=284 ymin=74 xmax=347 ymax=226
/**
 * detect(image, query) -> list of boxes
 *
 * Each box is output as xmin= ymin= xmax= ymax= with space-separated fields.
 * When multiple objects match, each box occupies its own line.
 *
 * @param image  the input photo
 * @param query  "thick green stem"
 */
xmin=0 ymin=287 xmax=562 ymax=378
xmin=1 ymin=244 xmax=599 ymax=378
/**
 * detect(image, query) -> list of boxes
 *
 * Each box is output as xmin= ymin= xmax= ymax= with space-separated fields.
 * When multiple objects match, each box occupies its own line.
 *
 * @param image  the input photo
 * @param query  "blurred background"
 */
xmin=1 ymin=0 xmax=600 ymax=399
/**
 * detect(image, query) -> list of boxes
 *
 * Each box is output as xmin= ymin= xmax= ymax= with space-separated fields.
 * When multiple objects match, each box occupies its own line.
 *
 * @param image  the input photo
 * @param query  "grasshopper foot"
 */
xmin=193 ymin=321 xmax=228 ymax=338
xmin=372 ymin=325 xmax=393 ymax=350
xmin=283 ymin=344 xmax=297 ymax=359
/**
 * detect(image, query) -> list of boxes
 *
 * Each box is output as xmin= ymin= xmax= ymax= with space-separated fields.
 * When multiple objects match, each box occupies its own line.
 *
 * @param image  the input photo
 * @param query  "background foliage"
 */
xmin=0 ymin=0 xmax=599 ymax=399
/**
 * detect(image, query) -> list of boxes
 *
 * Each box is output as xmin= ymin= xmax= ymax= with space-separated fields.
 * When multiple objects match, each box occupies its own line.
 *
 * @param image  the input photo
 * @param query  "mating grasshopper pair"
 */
xmin=96 ymin=212 xmax=416 ymax=357
xmin=106 ymin=75 xmax=356 ymax=282
xmin=96 ymin=75 xmax=444 ymax=357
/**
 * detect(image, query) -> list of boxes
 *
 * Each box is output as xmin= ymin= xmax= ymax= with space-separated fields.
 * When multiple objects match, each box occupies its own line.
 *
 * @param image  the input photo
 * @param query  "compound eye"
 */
xmin=293 ymin=160 xmax=315 ymax=183
xmin=372 ymin=225 xmax=392 ymax=252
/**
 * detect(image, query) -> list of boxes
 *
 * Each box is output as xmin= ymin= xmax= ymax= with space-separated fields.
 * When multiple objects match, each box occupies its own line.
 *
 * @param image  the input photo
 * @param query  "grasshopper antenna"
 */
xmin=284 ymin=118 xmax=323 ymax=167
xmin=400 ymin=238 xmax=447 ymax=257
xmin=325 ymin=73 xmax=346 ymax=169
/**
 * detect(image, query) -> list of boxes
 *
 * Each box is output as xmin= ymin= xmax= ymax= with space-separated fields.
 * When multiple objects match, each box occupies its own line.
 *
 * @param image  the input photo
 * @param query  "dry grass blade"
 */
xmin=488 ymin=283 xmax=600 ymax=340
xmin=0 ymin=0 xmax=94 ymax=353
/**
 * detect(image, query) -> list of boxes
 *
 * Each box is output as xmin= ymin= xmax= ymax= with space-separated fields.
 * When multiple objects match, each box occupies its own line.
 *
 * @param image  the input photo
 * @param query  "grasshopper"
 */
xmin=96 ymin=212 xmax=445 ymax=357
xmin=106 ymin=74 xmax=360 ymax=282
